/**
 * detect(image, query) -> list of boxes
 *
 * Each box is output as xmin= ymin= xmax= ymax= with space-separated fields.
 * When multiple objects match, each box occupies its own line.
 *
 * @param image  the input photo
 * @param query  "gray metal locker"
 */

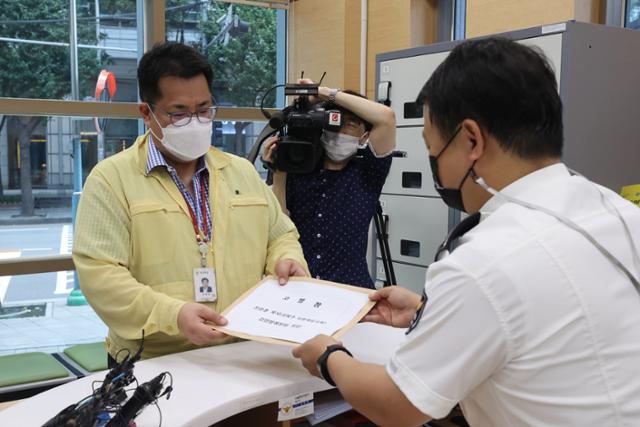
xmin=379 ymin=194 xmax=449 ymax=266
xmin=376 ymin=260 xmax=427 ymax=294
xmin=371 ymin=21 xmax=640 ymax=291
xmin=383 ymin=127 xmax=437 ymax=198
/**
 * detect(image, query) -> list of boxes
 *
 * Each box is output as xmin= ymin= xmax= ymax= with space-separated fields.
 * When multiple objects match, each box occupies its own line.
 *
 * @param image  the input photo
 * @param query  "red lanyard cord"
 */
xmin=183 ymin=174 xmax=209 ymax=242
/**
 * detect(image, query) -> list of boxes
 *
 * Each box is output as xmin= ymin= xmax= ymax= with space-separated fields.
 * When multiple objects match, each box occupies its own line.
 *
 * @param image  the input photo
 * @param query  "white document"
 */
xmin=220 ymin=278 xmax=373 ymax=344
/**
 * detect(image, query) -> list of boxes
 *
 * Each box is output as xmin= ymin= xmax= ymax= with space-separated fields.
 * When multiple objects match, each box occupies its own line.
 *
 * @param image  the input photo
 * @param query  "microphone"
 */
xmin=105 ymin=373 xmax=170 ymax=427
xmin=268 ymin=111 xmax=287 ymax=129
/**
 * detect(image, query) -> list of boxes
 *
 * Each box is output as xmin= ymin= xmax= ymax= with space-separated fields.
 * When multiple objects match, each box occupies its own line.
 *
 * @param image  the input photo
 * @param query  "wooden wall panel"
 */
xmin=289 ymin=0 xmax=438 ymax=97
xmin=366 ymin=0 xmax=412 ymax=99
xmin=574 ymin=0 xmax=606 ymax=24
xmin=411 ymin=0 xmax=438 ymax=47
xmin=288 ymin=0 xmax=347 ymax=89
xmin=288 ymin=0 xmax=603 ymax=97
xmin=466 ymin=0 xmax=575 ymax=38
xmin=343 ymin=0 xmax=362 ymax=92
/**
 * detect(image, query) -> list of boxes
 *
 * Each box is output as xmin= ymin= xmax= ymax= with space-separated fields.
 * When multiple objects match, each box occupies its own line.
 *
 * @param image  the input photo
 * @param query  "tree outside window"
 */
xmin=0 ymin=0 xmax=110 ymax=215
xmin=166 ymin=0 xmax=277 ymax=156
xmin=627 ymin=0 xmax=640 ymax=29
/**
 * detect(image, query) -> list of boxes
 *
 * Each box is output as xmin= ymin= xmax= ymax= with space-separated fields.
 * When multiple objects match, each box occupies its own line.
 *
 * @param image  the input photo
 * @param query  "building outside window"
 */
xmin=0 ymin=0 xmax=141 ymax=196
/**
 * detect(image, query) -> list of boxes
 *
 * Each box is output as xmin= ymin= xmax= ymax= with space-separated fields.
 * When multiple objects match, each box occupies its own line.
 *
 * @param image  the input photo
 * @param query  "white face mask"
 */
xmin=321 ymin=130 xmax=362 ymax=162
xmin=149 ymin=110 xmax=212 ymax=162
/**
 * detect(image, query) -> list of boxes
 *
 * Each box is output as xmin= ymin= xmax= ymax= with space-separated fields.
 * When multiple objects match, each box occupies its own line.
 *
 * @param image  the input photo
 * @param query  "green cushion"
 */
xmin=64 ymin=342 xmax=107 ymax=372
xmin=0 ymin=352 xmax=69 ymax=387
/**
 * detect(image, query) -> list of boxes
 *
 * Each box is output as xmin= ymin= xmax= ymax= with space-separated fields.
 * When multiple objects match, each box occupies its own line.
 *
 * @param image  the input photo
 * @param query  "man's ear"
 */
xmin=139 ymin=103 xmax=152 ymax=128
xmin=461 ymin=118 xmax=484 ymax=161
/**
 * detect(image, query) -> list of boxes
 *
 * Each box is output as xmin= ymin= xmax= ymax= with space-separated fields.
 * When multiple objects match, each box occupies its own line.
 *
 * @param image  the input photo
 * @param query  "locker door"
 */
xmin=376 ymin=260 xmax=428 ymax=294
xmin=379 ymin=51 xmax=449 ymax=126
xmin=379 ymin=194 xmax=448 ymax=266
xmin=383 ymin=126 xmax=437 ymax=197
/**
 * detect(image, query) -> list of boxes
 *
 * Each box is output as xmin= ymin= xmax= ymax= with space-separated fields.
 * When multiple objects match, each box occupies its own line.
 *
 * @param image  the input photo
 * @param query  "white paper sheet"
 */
xmin=222 ymin=278 xmax=372 ymax=343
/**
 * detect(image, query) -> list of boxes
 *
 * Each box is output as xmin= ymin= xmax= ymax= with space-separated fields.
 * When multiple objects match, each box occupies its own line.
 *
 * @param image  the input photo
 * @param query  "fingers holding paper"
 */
xmin=362 ymin=286 xmax=422 ymax=328
xmin=292 ymin=334 xmax=340 ymax=377
xmin=275 ymin=258 xmax=309 ymax=285
xmin=177 ymin=302 xmax=228 ymax=346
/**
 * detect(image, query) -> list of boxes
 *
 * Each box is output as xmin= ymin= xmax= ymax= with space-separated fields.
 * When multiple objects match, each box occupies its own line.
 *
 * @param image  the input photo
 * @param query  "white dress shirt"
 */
xmin=387 ymin=163 xmax=640 ymax=426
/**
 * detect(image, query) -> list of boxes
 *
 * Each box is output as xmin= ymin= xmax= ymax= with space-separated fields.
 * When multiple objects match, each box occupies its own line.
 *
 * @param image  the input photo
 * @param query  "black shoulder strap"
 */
xmin=434 ymin=212 xmax=481 ymax=262
xmin=407 ymin=212 xmax=481 ymax=335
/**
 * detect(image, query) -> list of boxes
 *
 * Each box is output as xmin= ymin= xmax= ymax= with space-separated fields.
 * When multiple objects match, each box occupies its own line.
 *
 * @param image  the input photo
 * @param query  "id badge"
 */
xmin=193 ymin=267 xmax=217 ymax=302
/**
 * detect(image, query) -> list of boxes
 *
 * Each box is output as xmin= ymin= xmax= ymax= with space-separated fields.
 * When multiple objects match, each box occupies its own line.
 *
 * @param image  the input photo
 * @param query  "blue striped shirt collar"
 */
xmin=145 ymin=135 xmax=207 ymax=176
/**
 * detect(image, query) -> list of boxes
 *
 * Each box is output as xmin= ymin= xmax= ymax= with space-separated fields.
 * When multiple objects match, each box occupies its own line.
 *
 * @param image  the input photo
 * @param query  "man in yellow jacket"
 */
xmin=73 ymin=42 xmax=308 ymax=363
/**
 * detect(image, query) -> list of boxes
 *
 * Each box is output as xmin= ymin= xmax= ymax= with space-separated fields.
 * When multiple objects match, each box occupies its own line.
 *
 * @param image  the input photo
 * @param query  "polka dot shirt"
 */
xmin=286 ymin=145 xmax=392 ymax=288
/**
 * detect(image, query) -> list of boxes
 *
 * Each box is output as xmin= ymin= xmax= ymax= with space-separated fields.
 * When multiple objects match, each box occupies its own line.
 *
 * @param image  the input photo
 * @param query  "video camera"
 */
xmin=262 ymin=83 xmax=343 ymax=174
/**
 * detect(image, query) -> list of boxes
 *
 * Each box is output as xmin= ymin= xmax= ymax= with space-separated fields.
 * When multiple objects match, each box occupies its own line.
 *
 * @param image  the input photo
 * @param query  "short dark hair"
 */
xmin=417 ymin=37 xmax=563 ymax=159
xmin=322 ymin=90 xmax=373 ymax=132
xmin=137 ymin=42 xmax=213 ymax=104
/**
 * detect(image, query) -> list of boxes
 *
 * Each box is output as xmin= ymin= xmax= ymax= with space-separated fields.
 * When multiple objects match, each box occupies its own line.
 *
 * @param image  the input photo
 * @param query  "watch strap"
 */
xmin=317 ymin=344 xmax=353 ymax=386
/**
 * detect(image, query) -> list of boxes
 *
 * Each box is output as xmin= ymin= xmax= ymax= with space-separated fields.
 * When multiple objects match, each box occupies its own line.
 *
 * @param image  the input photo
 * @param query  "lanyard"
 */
xmin=182 ymin=174 xmax=210 ymax=267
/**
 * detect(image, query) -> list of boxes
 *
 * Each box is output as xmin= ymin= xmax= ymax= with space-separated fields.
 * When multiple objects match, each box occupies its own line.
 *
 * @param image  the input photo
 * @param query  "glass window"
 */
xmin=0 ymin=1 xmax=280 ymax=357
xmin=626 ymin=0 xmax=640 ymax=29
xmin=0 ymin=115 xmax=138 ymax=194
xmin=0 ymin=114 xmax=140 ymax=356
xmin=214 ymin=119 xmax=267 ymax=156
xmin=0 ymin=115 xmax=271 ymax=356
xmin=79 ymin=0 xmax=140 ymax=102
xmin=0 ymin=1 xmax=71 ymax=100
xmin=0 ymin=291 xmax=107 ymax=356
xmin=0 ymin=0 xmax=140 ymax=102
xmin=165 ymin=1 xmax=280 ymax=111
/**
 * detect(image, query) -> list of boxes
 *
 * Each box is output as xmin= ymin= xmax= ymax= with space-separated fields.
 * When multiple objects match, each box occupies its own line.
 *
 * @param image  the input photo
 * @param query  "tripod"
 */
xmin=374 ymin=201 xmax=397 ymax=287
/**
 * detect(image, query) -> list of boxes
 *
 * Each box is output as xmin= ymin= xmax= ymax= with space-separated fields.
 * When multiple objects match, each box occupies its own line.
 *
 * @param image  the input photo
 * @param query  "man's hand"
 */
xmin=274 ymin=258 xmax=308 ymax=285
xmin=363 ymin=286 xmax=421 ymax=328
xmin=292 ymin=334 xmax=340 ymax=377
xmin=296 ymin=78 xmax=322 ymax=104
xmin=177 ymin=302 xmax=228 ymax=346
xmin=261 ymin=136 xmax=278 ymax=163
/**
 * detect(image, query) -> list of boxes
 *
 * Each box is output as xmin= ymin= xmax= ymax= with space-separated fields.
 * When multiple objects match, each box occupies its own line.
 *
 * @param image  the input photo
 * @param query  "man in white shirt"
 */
xmin=292 ymin=37 xmax=640 ymax=426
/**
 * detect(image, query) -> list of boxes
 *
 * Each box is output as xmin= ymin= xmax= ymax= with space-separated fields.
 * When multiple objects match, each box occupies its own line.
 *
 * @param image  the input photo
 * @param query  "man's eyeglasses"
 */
xmin=150 ymin=103 xmax=218 ymax=127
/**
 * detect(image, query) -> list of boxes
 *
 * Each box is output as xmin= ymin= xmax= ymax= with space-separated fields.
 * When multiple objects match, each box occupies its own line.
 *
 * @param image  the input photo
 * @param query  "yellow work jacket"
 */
xmin=72 ymin=133 xmax=307 ymax=359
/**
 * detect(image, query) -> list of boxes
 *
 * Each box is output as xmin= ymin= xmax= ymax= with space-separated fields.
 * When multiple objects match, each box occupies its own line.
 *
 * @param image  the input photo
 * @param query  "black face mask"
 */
xmin=429 ymin=126 xmax=475 ymax=212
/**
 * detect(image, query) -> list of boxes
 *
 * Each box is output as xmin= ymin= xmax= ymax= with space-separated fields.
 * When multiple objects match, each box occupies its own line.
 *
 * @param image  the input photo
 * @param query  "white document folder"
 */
xmin=213 ymin=276 xmax=375 ymax=345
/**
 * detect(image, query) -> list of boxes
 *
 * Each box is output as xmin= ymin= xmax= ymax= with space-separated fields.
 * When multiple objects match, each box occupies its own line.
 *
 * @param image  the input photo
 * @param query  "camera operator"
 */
xmin=263 ymin=79 xmax=396 ymax=288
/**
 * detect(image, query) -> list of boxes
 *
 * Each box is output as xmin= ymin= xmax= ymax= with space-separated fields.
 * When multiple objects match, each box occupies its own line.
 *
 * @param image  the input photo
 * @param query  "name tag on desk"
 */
xmin=194 ymin=268 xmax=217 ymax=302
xmin=278 ymin=392 xmax=314 ymax=421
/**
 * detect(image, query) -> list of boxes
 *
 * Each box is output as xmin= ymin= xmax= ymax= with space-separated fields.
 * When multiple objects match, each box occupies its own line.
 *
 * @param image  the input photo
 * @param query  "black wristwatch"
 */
xmin=316 ymin=344 xmax=353 ymax=386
